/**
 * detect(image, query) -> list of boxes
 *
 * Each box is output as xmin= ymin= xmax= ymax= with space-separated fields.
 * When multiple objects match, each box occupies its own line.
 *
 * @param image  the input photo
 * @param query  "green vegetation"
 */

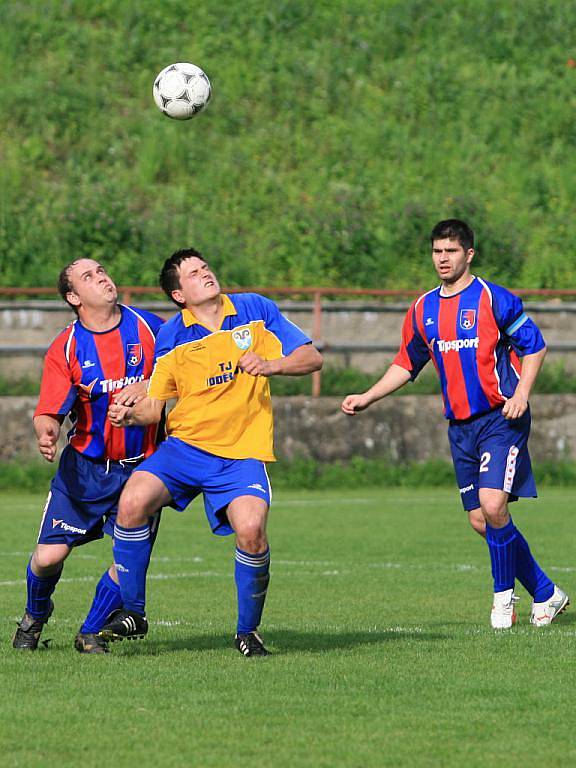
xmin=2 ymin=1 xmax=576 ymax=289
xmin=2 ymin=488 xmax=576 ymax=767
xmin=1 ymin=457 xmax=575 ymax=492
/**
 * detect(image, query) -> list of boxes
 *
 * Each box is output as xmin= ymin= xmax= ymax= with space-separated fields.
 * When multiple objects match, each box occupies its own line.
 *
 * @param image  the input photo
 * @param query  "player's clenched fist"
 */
xmin=37 ymin=429 xmax=59 ymax=462
xmin=341 ymin=394 xmax=371 ymax=415
xmin=108 ymin=403 xmax=132 ymax=428
xmin=33 ymin=415 xmax=61 ymax=462
xmin=238 ymin=352 xmax=275 ymax=377
xmin=113 ymin=380 xmax=148 ymax=407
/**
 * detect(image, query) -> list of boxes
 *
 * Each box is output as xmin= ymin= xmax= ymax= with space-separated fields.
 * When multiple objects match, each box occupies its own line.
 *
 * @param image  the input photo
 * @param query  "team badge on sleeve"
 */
xmin=127 ymin=344 xmax=143 ymax=366
xmin=232 ymin=327 xmax=252 ymax=351
xmin=460 ymin=309 xmax=477 ymax=330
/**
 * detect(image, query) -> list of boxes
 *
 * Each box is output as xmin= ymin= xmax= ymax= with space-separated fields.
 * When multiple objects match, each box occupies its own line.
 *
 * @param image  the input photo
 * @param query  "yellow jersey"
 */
xmin=148 ymin=293 xmax=311 ymax=461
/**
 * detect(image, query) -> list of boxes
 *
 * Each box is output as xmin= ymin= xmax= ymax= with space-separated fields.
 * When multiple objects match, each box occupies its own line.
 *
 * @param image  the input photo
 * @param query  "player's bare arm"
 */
xmin=341 ymin=364 xmax=412 ymax=415
xmin=108 ymin=396 xmax=164 ymax=428
xmin=112 ymin=379 xmax=150 ymax=407
xmin=238 ymin=343 xmax=323 ymax=377
xmin=502 ymin=346 xmax=547 ymax=420
xmin=33 ymin=414 xmax=63 ymax=462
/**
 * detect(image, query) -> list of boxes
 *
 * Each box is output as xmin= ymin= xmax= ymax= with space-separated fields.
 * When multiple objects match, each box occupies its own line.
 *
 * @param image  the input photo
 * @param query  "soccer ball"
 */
xmin=152 ymin=62 xmax=211 ymax=120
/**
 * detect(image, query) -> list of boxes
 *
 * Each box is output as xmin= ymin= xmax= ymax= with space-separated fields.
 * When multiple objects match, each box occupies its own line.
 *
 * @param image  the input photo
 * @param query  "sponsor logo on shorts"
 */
xmin=114 ymin=562 xmax=130 ymax=573
xmin=52 ymin=518 xmax=87 ymax=535
xmin=247 ymin=483 xmax=266 ymax=493
xmin=437 ymin=337 xmax=479 ymax=353
xmin=459 ymin=483 xmax=475 ymax=494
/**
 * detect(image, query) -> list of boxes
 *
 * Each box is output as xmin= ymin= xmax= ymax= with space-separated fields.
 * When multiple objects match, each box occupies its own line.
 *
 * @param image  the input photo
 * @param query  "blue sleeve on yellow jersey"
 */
xmin=489 ymin=283 xmax=545 ymax=357
xmin=153 ymin=315 xmax=180 ymax=362
xmin=256 ymin=295 xmax=312 ymax=355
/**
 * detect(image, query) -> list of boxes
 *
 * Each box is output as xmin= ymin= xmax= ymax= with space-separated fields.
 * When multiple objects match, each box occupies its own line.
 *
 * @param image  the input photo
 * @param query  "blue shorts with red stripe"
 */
xmin=134 ymin=436 xmax=272 ymax=536
xmin=448 ymin=406 xmax=537 ymax=512
xmin=37 ymin=445 xmax=160 ymax=547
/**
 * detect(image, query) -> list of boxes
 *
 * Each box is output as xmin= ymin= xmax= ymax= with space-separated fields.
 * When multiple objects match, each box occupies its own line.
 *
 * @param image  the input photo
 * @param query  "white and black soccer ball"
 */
xmin=152 ymin=62 xmax=211 ymax=120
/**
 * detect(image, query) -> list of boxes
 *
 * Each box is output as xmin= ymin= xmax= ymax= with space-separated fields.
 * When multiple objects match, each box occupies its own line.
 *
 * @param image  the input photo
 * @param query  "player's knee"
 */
xmin=480 ymin=498 xmax=508 ymax=525
xmin=32 ymin=545 xmax=67 ymax=574
xmin=117 ymin=491 xmax=150 ymax=527
xmin=235 ymin=519 xmax=268 ymax=553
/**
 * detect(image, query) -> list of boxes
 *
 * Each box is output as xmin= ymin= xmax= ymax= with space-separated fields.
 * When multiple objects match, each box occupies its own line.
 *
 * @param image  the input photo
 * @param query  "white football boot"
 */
xmin=491 ymin=588 xmax=519 ymax=629
xmin=530 ymin=585 xmax=569 ymax=627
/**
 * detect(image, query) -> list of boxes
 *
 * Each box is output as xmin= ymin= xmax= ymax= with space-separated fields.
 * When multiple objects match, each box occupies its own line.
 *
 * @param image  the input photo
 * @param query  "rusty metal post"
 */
xmin=311 ymin=290 xmax=322 ymax=397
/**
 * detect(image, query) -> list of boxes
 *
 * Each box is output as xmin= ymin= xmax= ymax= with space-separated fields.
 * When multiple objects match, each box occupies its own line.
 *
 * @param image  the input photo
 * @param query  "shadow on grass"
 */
xmin=119 ymin=626 xmax=449 ymax=656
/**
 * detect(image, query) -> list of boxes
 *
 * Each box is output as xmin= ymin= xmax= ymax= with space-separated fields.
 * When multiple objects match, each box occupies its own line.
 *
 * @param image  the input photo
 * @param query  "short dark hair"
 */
xmin=159 ymin=248 xmax=204 ymax=307
xmin=57 ymin=260 xmax=81 ymax=314
xmin=430 ymin=219 xmax=474 ymax=252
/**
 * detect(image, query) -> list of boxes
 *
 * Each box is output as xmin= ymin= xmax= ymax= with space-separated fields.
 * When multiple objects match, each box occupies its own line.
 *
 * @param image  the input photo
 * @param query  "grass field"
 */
xmin=2 ymin=488 xmax=576 ymax=767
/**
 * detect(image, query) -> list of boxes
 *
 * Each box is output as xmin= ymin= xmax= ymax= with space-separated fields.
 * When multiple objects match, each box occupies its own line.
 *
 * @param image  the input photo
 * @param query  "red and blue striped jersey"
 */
xmin=393 ymin=277 xmax=545 ymax=420
xmin=34 ymin=305 xmax=164 ymax=460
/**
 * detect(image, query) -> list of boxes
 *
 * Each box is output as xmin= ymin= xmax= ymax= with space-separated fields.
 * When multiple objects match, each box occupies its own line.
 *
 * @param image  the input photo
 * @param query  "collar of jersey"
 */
xmin=439 ymin=275 xmax=477 ymax=298
xmin=181 ymin=294 xmax=237 ymax=328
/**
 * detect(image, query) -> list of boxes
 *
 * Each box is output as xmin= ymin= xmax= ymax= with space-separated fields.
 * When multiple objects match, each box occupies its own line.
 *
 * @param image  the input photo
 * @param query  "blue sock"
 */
xmin=113 ymin=523 xmax=152 ymax=615
xmin=486 ymin=519 xmax=517 ymax=593
xmin=80 ymin=570 xmax=123 ymax=633
xmin=514 ymin=526 xmax=555 ymax=603
xmin=235 ymin=547 xmax=270 ymax=634
xmin=26 ymin=561 xmax=61 ymax=619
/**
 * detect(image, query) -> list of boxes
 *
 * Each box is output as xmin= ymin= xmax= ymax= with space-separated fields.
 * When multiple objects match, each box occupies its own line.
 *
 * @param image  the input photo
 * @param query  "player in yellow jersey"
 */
xmin=100 ymin=248 xmax=322 ymax=655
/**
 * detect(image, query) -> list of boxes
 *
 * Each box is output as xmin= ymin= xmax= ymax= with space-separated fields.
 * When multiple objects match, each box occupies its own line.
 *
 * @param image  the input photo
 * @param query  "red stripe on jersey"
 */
xmin=510 ymin=349 xmax=521 ymax=380
xmin=69 ymin=341 xmax=93 ymax=453
xmin=393 ymin=301 xmax=418 ymax=371
xmin=438 ymin=296 xmax=471 ymax=419
xmin=414 ymin=295 xmax=441 ymax=377
xmin=477 ymin=289 xmax=505 ymax=408
xmin=93 ymin=331 xmax=126 ymax=460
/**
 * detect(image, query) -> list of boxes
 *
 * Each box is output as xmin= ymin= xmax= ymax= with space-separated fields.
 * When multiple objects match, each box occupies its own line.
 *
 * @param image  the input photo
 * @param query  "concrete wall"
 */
xmin=4 ymin=394 xmax=575 ymax=464
xmin=2 ymin=299 xmax=576 ymax=379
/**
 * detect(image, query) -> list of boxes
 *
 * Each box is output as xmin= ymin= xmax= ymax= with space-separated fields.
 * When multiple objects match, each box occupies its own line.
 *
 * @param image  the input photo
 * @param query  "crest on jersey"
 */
xmin=459 ymin=309 xmax=477 ymax=330
xmin=232 ymin=326 xmax=252 ymax=351
xmin=127 ymin=343 xmax=143 ymax=366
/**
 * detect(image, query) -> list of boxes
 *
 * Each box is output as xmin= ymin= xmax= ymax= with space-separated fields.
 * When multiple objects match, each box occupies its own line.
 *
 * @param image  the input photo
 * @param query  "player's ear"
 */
xmin=66 ymin=291 xmax=81 ymax=308
xmin=466 ymin=248 xmax=475 ymax=264
xmin=171 ymin=289 xmax=185 ymax=305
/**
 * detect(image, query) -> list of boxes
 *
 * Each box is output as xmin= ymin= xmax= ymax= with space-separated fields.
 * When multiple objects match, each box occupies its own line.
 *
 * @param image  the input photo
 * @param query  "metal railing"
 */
xmin=2 ymin=286 xmax=576 ymax=397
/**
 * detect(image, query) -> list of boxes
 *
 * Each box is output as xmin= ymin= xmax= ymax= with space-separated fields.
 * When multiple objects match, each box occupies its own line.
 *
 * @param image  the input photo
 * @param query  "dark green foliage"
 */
xmin=2 ymin=1 xmax=576 ymax=289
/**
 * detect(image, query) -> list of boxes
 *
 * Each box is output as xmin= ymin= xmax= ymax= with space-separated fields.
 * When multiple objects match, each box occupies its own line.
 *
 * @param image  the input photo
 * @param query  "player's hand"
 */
xmin=113 ymin=380 xmax=148 ymax=406
xmin=37 ymin=425 xmax=59 ymax=462
xmin=108 ymin=403 xmax=132 ymax=428
xmin=502 ymin=391 xmax=528 ymax=420
xmin=238 ymin=352 xmax=276 ymax=377
xmin=341 ymin=393 xmax=371 ymax=415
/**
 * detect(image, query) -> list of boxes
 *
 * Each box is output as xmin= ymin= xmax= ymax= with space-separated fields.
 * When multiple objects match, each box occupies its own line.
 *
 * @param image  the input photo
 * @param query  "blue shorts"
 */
xmin=448 ymin=407 xmax=537 ymax=512
xmin=37 ymin=445 xmax=161 ymax=547
xmin=134 ymin=437 xmax=272 ymax=536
